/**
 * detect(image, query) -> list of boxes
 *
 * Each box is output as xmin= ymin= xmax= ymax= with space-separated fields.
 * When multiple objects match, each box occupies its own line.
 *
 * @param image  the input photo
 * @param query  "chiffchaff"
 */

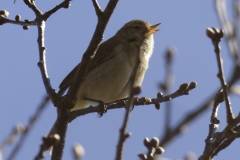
xmin=48 ymin=20 xmax=160 ymax=154
xmin=58 ymin=20 xmax=160 ymax=111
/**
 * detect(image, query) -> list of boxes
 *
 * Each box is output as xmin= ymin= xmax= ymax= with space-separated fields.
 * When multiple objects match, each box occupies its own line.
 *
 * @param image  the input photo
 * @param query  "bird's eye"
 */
xmin=134 ymin=25 xmax=140 ymax=29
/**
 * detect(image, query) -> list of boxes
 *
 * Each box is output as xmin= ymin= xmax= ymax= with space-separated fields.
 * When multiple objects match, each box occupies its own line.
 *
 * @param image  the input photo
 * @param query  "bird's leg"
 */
xmin=83 ymin=97 xmax=107 ymax=117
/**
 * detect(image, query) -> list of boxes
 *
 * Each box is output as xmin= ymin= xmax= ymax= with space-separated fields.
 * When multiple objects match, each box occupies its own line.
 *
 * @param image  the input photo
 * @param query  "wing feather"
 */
xmin=58 ymin=37 xmax=118 ymax=95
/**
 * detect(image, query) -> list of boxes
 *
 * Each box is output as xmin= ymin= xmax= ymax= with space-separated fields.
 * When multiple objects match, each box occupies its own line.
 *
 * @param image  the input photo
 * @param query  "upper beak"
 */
xmin=148 ymin=23 xmax=161 ymax=35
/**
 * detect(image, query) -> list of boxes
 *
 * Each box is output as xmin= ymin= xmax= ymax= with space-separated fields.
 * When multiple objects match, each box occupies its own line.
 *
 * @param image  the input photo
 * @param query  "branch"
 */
xmin=37 ymin=23 xmax=57 ymax=100
xmin=115 ymin=37 xmax=142 ymax=160
xmin=43 ymin=0 xmax=71 ymax=21
xmin=199 ymin=113 xmax=240 ymax=160
xmin=2 ymin=0 xmax=75 ymax=103
xmin=0 ymin=10 xmax=37 ymax=27
xmin=2 ymin=0 xmax=118 ymax=159
xmin=69 ymin=82 xmax=197 ymax=122
xmin=210 ymin=135 xmax=236 ymax=158
xmin=157 ymin=61 xmax=234 ymax=147
xmin=52 ymin=0 xmax=119 ymax=159
xmin=66 ymin=0 xmax=119 ymax=106
xmin=160 ymin=47 xmax=175 ymax=134
xmin=0 ymin=124 xmax=25 ymax=154
xmin=158 ymin=58 xmax=240 ymax=147
xmin=206 ymin=27 xmax=234 ymax=122
xmin=23 ymin=0 xmax=42 ymax=17
xmin=202 ymin=90 xmax=223 ymax=155
xmin=7 ymin=96 xmax=49 ymax=160
xmin=215 ymin=0 xmax=239 ymax=59
xmin=92 ymin=0 xmax=103 ymax=17
xmin=197 ymin=27 xmax=240 ymax=160
xmin=34 ymin=134 xmax=60 ymax=160
xmin=160 ymin=93 xmax=213 ymax=147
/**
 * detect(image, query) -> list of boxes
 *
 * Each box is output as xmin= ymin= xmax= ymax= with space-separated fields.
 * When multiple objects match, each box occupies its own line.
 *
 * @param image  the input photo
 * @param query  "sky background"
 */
xmin=1 ymin=0 xmax=240 ymax=160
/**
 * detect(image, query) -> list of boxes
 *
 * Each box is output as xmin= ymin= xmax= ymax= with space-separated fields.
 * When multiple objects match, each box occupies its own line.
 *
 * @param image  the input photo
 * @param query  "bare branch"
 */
xmin=198 ymin=27 xmax=240 ymax=160
xmin=160 ymin=94 xmax=213 ymax=147
xmin=154 ymin=61 xmax=237 ymax=148
xmin=0 ymin=124 xmax=25 ymax=152
xmin=160 ymin=47 xmax=175 ymax=134
xmin=92 ymin=0 xmax=103 ymax=17
xmin=69 ymin=82 xmax=197 ymax=122
xmin=199 ymin=113 xmax=240 ymax=160
xmin=0 ymin=16 xmax=37 ymax=26
xmin=23 ymin=0 xmax=42 ymax=17
xmin=37 ymin=21 xmax=57 ymax=100
xmin=7 ymin=96 xmax=49 ymax=160
xmin=44 ymin=0 xmax=71 ymax=21
xmin=34 ymin=134 xmax=60 ymax=160
xmin=115 ymin=37 xmax=142 ymax=160
xmin=0 ymin=10 xmax=37 ymax=26
xmin=202 ymin=90 xmax=223 ymax=155
xmin=215 ymin=0 xmax=239 ymax=59
xmin=211 ymin=89 xmax=223 ymax=124
xmin=66 ymin=0 xmax=119 ymax=107
xmin=158 ymin=47 xmax=240 ymax=153
xmin=51 ymin=0 xmax=119 ymax=159
xmin=206 ymin=27 xmax=234 ymax=122
xmin=210 ymin=137 xmax=234 ymax=158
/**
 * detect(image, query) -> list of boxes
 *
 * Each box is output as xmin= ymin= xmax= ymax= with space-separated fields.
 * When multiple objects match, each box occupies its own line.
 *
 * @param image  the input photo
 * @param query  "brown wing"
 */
xmin=58 ymin=64 xmax=79 ymax=95
xmin=58 ymin=37 xmax=118 ymax=95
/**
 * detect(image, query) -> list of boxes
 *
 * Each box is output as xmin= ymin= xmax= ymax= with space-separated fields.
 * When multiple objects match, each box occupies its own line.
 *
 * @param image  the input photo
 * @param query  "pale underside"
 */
xmin=72 ymin=37 xmax=153 ymax=111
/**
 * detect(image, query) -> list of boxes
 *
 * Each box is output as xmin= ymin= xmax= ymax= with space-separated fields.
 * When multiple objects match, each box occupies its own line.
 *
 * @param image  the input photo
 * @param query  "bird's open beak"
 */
xmin=148 ymin=23 xmax=161 ymax=35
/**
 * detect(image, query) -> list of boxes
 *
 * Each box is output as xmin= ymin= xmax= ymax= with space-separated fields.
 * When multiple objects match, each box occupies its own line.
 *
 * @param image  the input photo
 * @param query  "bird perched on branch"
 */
xmin=49 ymin=20 xmax=160 ymax=155
xmin=58 ymin=19 xmax=160 ymax=111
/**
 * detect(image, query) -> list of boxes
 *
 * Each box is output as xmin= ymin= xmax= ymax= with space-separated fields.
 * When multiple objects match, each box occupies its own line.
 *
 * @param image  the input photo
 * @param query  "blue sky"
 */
xmin=1 ymin=0 xmax=239 ymax=160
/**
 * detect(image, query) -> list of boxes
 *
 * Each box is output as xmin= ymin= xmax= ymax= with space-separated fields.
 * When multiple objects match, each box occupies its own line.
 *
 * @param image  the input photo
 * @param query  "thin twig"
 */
xmin=37 ymin=22 xmax=57 ymax=99
xmin=51 ymin=0 xmax=119 ymax=159
xmin=207 ymin=27 xmax=234 ymax=122
xmin=159 ymin=37 xmax=240 ymax=149
xmin=203 ymin=90 xmax=223 ymax=154
xmin=44 ymin=0 xmax=71 ymax=21
xmin=160 ymin=94 xmax=213 ymax=147
xmin=92 ymin=0 xmax=103 ymax=17
xmin=159 ymin=59 xmax=240 ymax=147
xmin=7 ymin=96 xmax=50 ymax=160
xmin=34 ymin=134 xmax=60 ymax=160
xmin=2 ymin=0 xmax=74 ymax=159
xmin=210 ymin=137 xmax=235 ymax=158
xmin=0 ymin=124 xmax=25 ymax=152
xmin=115 ymin=38 xmax=142 ymax=160
xmin=0 ymin=16 xmax=38 ymax=26
xmin=51 ymin=108 xmax=70 ymax=160
xmin=69 ymin=82 xmax=197 ymax=122
xmin=215 ymin=0 xmax=239 ymax=59
xmin=198 ymin=27 xmax=240 ymax=159
xmin=199 ymin=113 xmax=240 ymax=160
xmin=211 ymin=89 xmax=223 ymax=124
xmin=213 ymin=31 xmax=235 ymax=123
xmin=66 ymin=0 xmax=119 ymax=105
xmin=233 ymin=0 xmax=240 ymax=52
xmin=162 ymin=48 xmax=175 ymax=134
xmin=23 ymin=0 xmax=42 ymax=16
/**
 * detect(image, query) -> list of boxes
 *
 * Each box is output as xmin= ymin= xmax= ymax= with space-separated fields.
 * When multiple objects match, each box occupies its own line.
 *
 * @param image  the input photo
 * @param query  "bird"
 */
xmin=58 ymin=19 xmax=160 ymax=111
xmin=48 ymin=20 xmax=160 ymax=154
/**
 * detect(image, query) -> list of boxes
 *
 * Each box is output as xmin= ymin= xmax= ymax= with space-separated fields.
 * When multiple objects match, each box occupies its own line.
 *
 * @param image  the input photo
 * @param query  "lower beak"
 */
xmin=148 ymin=23 xmax=161 ymax=35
